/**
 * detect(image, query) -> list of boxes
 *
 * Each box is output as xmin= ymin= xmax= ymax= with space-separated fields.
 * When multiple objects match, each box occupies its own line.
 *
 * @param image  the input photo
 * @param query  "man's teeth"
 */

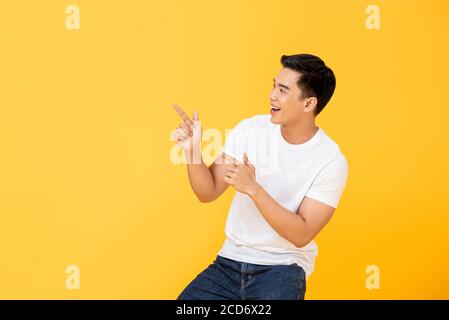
xmin=271 ymin=106 xmax=281 ymax=111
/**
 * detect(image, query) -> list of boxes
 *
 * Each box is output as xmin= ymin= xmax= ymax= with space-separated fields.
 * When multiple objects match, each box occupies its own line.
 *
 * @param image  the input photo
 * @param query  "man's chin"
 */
xmin=269 ymin=114 xmax=282 ymax=124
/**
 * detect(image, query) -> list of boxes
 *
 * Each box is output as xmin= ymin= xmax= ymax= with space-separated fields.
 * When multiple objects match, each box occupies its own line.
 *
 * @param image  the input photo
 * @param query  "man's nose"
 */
xmin=269 ymin=88 xmax=278 ymax=101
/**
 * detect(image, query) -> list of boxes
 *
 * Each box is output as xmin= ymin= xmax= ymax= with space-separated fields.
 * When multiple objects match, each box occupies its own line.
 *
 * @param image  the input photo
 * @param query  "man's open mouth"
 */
xmin=271 ymin=105 xmax=281 ymax=112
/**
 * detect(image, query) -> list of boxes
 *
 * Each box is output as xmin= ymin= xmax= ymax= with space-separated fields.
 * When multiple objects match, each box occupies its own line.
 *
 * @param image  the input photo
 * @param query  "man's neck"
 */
xmin=280 ymin=119 xmax=319 ymax=145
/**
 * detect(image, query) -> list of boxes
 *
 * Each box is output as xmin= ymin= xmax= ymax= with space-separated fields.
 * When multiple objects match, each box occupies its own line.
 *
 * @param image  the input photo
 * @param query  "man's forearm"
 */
xmin=249 ymin=184 xmax=310 ymax=247
xmin=185 ymin=149 xmax=215 ymax=202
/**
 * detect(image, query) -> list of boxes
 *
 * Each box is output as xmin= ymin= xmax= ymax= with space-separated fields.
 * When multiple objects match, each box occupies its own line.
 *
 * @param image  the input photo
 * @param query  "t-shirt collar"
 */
xmin=276 ymin=125 xmax=324 ymax=151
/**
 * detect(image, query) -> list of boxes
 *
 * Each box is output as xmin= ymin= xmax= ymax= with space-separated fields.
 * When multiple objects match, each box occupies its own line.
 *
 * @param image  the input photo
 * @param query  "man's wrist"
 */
xmin=247 ymin=183 xmax=263 ymax=200
xmin=185 ymin=146 xmax=202 ymax=164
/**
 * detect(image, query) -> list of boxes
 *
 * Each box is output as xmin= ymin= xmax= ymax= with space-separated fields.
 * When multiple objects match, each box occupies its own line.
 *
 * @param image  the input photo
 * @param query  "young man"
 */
xmin=172 ymin=54 xmax=348 ymax=300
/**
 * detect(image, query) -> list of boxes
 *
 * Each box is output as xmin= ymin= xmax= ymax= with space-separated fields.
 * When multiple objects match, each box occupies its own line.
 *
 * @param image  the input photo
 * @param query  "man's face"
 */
xmin=269 ymin=67 xmax=310 ymax=125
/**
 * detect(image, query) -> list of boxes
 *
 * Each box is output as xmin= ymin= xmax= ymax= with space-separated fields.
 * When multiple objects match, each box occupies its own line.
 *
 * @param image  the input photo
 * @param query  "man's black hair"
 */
xmin=280 ymin=54 xmax=336 ymax=116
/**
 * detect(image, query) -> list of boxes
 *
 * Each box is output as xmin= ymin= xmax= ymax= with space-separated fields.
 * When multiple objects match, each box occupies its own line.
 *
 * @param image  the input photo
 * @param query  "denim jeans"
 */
xmin=177 ymin=255 xmax=306 ymax=300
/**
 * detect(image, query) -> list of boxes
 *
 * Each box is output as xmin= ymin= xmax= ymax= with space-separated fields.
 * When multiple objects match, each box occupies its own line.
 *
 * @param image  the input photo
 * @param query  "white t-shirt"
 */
xmin=217 ymin=114 xmax=348 ymax=278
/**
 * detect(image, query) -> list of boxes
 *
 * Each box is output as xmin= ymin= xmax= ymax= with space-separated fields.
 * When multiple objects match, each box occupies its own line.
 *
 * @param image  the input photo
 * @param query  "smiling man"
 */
xmin=172 ymin=53 xmax=348 ymax=300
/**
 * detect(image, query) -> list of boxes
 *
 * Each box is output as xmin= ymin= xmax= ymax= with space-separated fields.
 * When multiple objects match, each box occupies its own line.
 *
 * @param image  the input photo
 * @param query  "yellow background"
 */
xmin=0 ymin=0 xmax=448 ymax=299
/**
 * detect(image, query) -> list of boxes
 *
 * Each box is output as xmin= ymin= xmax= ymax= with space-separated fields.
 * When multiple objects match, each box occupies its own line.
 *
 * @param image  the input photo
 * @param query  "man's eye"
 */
xmin=280 ymin=88 xmax=285 ymax=93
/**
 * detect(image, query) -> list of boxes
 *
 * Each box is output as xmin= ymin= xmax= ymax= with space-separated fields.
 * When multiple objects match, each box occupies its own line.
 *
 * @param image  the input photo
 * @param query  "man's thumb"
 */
xmin=192 ymin=111 xmax=199 ymax=121
xmin=244 ymin=152 xmax=255 ymax=170
xmin=243 ymin=152 xmax=249 ymax=165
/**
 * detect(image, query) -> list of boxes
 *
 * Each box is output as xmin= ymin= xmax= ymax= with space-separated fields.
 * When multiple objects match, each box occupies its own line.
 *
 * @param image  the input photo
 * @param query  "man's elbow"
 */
xmin=198 ymin=196 xmax=212 ymax=203
xmin=197 ymin=193 xmax=216 ymax=203
xmin=292 ymin=240 xmax=308 ymax=248
xmin=291 ymin=235 xmax=313 ymax=249
xmin=196 ymin=186 xmax=221 ymax=203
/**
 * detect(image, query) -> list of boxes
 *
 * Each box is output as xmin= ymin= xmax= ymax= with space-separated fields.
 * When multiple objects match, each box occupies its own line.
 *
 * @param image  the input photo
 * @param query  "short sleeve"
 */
xmin=305 ymin=155 xmax=349 ymax=208
xmin=220 ymin=118 xmax=251 ymax=163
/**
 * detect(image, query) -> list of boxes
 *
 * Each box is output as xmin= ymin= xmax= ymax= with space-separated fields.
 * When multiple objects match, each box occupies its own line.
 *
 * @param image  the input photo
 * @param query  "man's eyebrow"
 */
xmin=273 ymin=78 xmax=290 ymax=90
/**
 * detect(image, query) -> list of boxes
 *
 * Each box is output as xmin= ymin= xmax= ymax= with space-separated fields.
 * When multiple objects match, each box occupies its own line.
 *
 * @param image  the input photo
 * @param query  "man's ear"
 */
xmin=304 ymin=97 xmax=318 ymax=114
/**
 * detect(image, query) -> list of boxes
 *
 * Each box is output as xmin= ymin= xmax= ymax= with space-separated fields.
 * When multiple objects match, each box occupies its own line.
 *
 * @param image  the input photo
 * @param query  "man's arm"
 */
xmin=223 ymin=153 xmax=336 ymax=248
xmin=171 ymin=103 xmax=240 ymax=203
xmin=250 ymin=187 xmax=335 ymax=247
xmin=186 ymin=150 xmax=240 ymax=203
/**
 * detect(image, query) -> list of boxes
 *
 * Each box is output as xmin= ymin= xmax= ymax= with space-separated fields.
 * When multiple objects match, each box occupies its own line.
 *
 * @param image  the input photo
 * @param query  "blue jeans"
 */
xmin=177 ymin=255 xmax=306 ymax=300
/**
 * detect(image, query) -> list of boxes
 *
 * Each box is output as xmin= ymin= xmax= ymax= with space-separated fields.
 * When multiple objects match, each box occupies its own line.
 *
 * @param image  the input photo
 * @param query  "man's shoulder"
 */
xmin=317 ymin=129 xmax=348 ymax=167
